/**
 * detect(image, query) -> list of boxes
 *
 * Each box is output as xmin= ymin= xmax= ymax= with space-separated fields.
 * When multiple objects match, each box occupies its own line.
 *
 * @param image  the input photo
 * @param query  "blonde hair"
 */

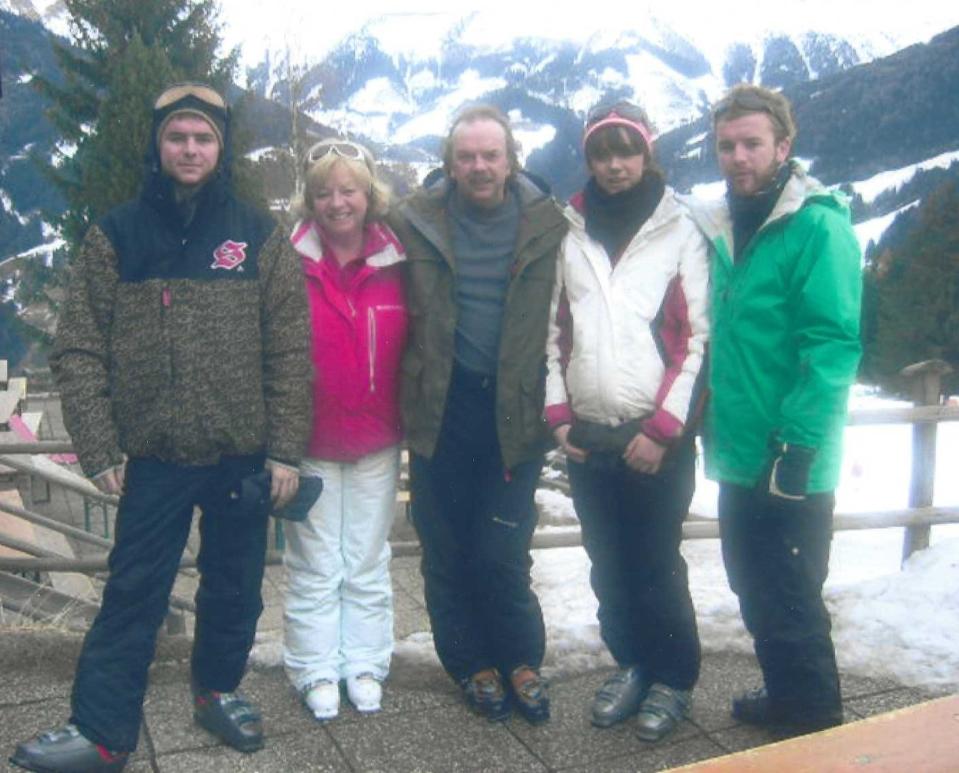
xmin=294 ymin=140 xmax=391 ymax=222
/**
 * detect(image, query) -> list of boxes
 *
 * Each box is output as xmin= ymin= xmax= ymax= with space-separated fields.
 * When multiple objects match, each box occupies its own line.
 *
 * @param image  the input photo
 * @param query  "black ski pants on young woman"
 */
xmin=567 ymin=439 xmax=701 ymax=690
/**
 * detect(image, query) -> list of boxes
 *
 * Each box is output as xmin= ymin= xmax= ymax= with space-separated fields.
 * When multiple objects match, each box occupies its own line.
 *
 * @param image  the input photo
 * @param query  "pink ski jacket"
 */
xmin=291 ymin=219 xmax=408 ymax=461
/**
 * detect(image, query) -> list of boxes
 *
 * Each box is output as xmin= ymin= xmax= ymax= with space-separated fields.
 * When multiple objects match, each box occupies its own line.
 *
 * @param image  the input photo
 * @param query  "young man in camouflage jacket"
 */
xmin=11 ymin=83 xmax=311 ymax=773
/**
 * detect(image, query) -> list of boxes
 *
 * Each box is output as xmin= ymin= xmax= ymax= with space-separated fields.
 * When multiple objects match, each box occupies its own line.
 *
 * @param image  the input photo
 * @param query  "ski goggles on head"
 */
xmin=583 ymin=103 xmax=654 ymax=150
xmin=306 ymin=140 xmax=370 ymax=164
xmin=154 ymin=82 xmax=227 ymax=111
xmin=586 ymin=101 xmax=649 ymax=126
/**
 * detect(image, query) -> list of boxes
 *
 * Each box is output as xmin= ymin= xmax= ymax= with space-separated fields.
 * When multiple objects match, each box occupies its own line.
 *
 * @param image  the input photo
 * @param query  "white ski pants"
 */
xmin=283 ymin=446 xmax=399 ymax=689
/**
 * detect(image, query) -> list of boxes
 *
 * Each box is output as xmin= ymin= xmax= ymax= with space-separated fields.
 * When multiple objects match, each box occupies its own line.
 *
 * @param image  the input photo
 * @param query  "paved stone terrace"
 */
xmin=1 ymin=555 xmax=942 ymax=773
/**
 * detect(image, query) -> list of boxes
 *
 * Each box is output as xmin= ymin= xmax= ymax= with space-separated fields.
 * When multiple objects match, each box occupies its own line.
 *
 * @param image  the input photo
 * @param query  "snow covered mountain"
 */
xmin=2 ymin=2 xmax=958 ymax=265
xmin=245 ymin=10 xmax=915 ymax=163
xmin=0 ymin=0 xmax=67 ymax=35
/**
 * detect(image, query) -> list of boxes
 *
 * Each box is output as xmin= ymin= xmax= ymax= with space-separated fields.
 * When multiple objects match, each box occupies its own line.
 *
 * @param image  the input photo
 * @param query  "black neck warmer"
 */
xmin=726 ymin=162 xmax=792 ymax=261
xmin=583 ymin=172 xmax=665 ymax=261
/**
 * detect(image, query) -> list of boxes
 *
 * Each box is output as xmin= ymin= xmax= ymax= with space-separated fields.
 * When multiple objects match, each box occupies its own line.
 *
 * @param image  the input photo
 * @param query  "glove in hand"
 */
xmin=766 ymin=443 xmax=816 ymax=501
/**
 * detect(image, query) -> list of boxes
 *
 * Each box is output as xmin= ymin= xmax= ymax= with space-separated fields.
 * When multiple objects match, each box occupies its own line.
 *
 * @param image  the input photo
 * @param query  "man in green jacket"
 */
xmin=696 ymin=85 xmax=862 ymax=737
xmin=389 ymin=105 xmax=566 ymax=724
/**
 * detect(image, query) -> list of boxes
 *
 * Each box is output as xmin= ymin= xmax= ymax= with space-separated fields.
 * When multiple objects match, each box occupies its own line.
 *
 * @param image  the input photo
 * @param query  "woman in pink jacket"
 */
xmin=284 ymin=139 xmax=407 ymax=721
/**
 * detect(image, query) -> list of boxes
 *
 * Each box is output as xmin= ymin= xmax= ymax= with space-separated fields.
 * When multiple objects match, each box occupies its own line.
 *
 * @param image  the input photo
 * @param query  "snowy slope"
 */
xmin=237 ymin=4 xmax=959 ymax=150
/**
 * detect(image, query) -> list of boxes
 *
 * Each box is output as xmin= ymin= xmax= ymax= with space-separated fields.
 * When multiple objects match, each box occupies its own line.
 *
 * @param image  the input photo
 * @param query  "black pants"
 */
xmin=409 ymin=364 xmax=546 ymax=683
xmin=718 ymin=482 xmax=842 ymax=720
xmin=70 ymin=455 xmax=269 ymax=751
xmin=567 ymin=441 xmax=700 ymax=690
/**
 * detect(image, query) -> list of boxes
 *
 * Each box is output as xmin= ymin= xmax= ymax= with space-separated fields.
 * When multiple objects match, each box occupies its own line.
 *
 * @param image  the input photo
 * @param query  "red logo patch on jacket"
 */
xmin=211 ymin=240 xmax=249 ymax=270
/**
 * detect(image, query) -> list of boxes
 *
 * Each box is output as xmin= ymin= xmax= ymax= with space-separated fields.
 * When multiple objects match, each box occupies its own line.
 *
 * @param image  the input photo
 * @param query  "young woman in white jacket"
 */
xmin=544 ymin=101 xmax=709 ymax=742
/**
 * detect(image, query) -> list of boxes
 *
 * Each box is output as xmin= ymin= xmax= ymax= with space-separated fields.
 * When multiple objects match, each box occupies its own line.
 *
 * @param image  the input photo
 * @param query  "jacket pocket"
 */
xmin=519 ymin=365 xmax=548 ymax=444
xmin=399 ymin=354 xmax=424 ymax=426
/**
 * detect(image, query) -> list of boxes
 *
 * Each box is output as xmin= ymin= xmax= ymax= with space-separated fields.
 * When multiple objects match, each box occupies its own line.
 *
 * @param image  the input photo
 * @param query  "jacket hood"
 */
xmin=682 ymin=161 xmax=847 ymax=246
xmin=291 ymin=219 xmax=406 ymax=269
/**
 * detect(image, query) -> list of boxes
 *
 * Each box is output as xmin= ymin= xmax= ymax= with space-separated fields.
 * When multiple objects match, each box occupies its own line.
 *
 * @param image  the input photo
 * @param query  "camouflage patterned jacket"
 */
xmin=51 ymin=178 xmax=312 ymax=477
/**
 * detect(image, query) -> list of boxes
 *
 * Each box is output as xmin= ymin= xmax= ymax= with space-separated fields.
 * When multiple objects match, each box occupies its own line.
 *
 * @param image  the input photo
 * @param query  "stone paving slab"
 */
xmin=0 ymin=625 xmax=943 ymax=773
xmin=151 ymin=732 xmax=352 ymax=773
xmin=844 ymin=686 xmax=936 ymax=719
xmin=559 ymin=735 xmax=728 ymax=773
xmin=326 ymin=706 xmax=549 ymax=773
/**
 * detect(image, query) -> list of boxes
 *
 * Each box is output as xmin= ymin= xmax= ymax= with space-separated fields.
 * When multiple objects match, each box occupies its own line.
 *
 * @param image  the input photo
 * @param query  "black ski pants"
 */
xmin=409 ymin=364 xmax=546 ymax=683
xmin=718 ymin=482 xmax=842 ymax=721
xmin=70 ymin=454 xmax=269 ymax=751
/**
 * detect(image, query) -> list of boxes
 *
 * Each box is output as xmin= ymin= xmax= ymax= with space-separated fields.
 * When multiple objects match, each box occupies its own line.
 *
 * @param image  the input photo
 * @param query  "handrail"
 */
xmin=3 ymin=407 xmax=958 ymax=465
xmin=846 ymin=404 xmax=959 ymax=425
xmin=0 ymin=498 xmax=113 ymax=550
xmin=3 ymin=506 xmax=958 ymax=574
xmin=0 ymin=454 xmax=118 ymax=507
xmin=2 ymin=360 xmax=955 ymax=603
xmin=0 ymin=488 xmax=197 ymax=613
xmin=0 ymin=442 xmax=75 ymax=454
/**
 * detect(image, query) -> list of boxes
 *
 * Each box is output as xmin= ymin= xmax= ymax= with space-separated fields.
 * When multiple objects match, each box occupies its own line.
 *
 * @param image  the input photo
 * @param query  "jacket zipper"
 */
xmin=161 ymin=286 xmax=174 ymax=407
xmin=368 ymin=307 xmax=376 ymax=393
xmin=366 ymin=304 xmax=404 ymax=394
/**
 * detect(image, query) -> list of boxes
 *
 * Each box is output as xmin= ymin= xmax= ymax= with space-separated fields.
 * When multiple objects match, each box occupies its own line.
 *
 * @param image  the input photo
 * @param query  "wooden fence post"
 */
xmin=899 ymin=359 xmax=953 ymax=564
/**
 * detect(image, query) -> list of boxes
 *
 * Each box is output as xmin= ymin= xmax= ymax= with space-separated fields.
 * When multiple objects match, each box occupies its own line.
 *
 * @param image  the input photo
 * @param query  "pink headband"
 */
xmin=582 ymin=112 xmax=654 ymax=152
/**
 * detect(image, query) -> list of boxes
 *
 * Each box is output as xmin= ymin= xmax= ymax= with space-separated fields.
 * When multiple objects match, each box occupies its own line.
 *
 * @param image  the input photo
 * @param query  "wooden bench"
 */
xmin=670 ymin=694 xmax=959 ymax=772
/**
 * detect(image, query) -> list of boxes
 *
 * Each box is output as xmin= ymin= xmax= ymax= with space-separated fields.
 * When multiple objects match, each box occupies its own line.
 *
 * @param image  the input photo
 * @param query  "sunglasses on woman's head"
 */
xmin=586 ymin=102 xmax=649 ymax=126
xmin=307 ymin=141 xmax=367 ymax=163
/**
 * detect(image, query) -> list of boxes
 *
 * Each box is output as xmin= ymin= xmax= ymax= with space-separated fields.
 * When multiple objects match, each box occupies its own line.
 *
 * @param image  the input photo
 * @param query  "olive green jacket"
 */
xmin=388 ymin=174 xmax=567 ymax=469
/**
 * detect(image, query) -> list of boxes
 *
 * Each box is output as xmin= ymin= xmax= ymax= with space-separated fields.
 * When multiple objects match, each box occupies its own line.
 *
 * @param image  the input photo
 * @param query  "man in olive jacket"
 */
xmin=389 ymin=105 xmax=566 ymax=725
xmin=12 ymin=84 xmax=311 ymax=773
xmin=694 ymin=85 xmax=861 ymax=738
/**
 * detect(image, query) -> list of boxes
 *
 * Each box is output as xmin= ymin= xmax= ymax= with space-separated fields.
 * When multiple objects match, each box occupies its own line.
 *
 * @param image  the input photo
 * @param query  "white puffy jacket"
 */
xmin=544 ymin=186 xmax=710 ymax=445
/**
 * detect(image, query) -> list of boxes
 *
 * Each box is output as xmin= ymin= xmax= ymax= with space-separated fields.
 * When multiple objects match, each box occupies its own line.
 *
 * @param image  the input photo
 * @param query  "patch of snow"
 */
xmin=246 ymin=146 xmax=280 ymax=162
xmin=852 ymin=150 xmax=959 ymax=204
xmin=349 ymin=76 xmax=417 ymax=116
xmin=853 ymin=200 xmax=920 ymax=254
xmin=387 ymin=71 xmax=508 ymax=145
xmin=508 ymin=109 xmax=556 ymax=164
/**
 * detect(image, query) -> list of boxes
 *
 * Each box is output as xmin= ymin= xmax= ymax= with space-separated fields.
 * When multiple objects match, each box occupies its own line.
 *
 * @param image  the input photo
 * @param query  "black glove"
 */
xmin=766 ymin=444 xmax=816 ymax=501
xmin=236 ymin=470 xmax=324 ymax=522
xmin=274 ymin=473 xmax=324 ymax=522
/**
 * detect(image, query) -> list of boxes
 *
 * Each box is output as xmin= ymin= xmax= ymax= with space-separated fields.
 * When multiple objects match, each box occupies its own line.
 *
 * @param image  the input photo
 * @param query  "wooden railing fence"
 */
xmin=1 ymin=360 xmax=957 ymax=594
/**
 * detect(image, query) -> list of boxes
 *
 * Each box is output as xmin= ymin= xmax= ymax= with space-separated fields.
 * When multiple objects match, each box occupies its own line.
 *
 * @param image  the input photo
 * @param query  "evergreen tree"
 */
xmin=32 ymin=0 xmax=239 ymax=253
xmin=862 ymin=180 xmax=959 ymax=396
